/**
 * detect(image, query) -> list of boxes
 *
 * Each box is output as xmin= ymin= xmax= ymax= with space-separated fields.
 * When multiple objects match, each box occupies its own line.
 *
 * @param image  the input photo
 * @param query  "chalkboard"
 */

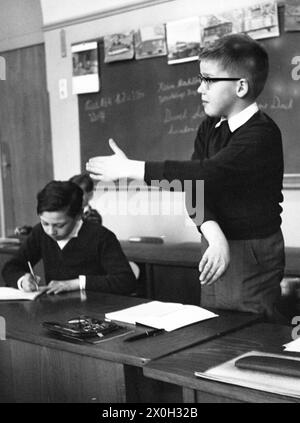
xmin=79 ymin=41 xmax=200 ymax=164
xmin=79 ymin=6 xmax=300 ymax=185
xmin=258 ymin=7 xmax=300 ymax=180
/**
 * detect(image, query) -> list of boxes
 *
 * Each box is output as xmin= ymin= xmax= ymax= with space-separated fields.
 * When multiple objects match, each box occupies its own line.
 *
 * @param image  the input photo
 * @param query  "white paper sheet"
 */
xmin=105 ymin=300 xmax=218 ymax=331
xmin=0 ymin=287 xmax=41 ymax=301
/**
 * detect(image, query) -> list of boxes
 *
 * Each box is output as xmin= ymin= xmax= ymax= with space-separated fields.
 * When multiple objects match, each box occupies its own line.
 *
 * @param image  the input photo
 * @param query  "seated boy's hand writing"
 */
xmin=21 ymin=273 xmax=42 ymax=292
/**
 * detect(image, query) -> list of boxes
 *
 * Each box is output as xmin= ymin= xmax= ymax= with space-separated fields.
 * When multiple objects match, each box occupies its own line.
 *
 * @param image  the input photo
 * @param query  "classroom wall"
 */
xmin=0 ymin=0 xmax=43 ymax=52
xmin=40 ymin=0 xmax=300 ymax=245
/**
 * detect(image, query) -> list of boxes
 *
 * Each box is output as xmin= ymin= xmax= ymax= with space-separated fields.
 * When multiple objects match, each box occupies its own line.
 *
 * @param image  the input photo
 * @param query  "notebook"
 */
xmin=0 ymin=287 xmax=42 ymax=301
xmin=105 ymin=300 xmax=218 ymax=331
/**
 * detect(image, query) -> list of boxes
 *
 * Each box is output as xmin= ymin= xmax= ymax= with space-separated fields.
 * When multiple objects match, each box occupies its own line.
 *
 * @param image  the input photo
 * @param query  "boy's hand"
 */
xmin=86 ymin=138 xmax=129 ymax=181
xmin=199 ymin=220 xmax=230 ymax=286
xmin=44 ymin=279 xmax=80 ymax=295
xmin=199 ymin=241 xmax=230 ymax=286
xmin=86 ymin=139 xmax=145 ymax=181
xmin=21 ymin=273 xmax=41 ymax=292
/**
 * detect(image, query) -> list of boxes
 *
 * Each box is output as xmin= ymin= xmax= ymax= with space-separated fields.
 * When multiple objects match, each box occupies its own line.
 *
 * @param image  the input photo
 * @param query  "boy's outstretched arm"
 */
xmin=199 ymin=220 xmax=230 ymax=286
xmin=86 ymin=138 xmax=145 ymax=181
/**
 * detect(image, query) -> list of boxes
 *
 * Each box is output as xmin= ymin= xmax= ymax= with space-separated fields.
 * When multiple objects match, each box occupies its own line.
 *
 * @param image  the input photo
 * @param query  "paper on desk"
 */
xmin=105 ymin=300 xmax=218 ymax=331
xmin=283 ymin=337 xmax=300 ymax=352
xmin=0 ymin=287 xmax=41 ymax=301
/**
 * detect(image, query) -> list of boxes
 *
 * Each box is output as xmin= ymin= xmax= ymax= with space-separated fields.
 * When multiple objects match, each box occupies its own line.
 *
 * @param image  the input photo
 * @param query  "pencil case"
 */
xmin=43 ymin=317 xmax=120 ymax=339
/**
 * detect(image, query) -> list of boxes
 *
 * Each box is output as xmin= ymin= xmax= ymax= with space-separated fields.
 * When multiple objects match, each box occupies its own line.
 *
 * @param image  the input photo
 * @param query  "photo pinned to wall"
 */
xmin=242 ymin=1 xmax=279 ymax=40
xmin=284 ymin=0 xmax=300 ymax=32
xmin=104 ymin=32 xmax=134 ymax=63
xmin=72 ymin=42 xmax=100 ymax=94
xmin=134 ymin=24 xmax=167 ymax=60
xmin=166 ymin=17 xmax=201 ymax=65
xmin=199 ymin=10 xmax=244 ymax=48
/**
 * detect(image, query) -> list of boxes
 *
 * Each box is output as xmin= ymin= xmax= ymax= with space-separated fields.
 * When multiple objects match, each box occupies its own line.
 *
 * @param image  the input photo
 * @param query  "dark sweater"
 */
xmin=2 ymin=221 xmax=136 ymax=294
xmin=145 ymin=111 xmax=283 ymax=240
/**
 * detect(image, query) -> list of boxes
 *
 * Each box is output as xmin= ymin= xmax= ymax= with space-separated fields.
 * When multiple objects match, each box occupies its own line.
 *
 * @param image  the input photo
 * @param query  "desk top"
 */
xmin=120 ymin=241 xmax=201 ymax=266
xmin=2 ymin=240 xmax=300 ymax=274
xmin=121 ymin=242 xmax=300 ymax=273
xmin=143 ymin=322 xmax=300 ymax=402
xmin=0 ymin=292 xmax=258 ymax=367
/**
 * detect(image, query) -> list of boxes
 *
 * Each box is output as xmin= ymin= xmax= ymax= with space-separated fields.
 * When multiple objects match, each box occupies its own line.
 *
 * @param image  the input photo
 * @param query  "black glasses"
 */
xmin=198 ymin=73 xmax=241 ymax=86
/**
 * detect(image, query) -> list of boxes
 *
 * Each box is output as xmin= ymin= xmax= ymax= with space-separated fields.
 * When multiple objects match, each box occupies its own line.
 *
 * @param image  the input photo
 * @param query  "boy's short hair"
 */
xmin=37 ymin=180 xmax=83 ymax=218
xmin=69 ymin=173 xmax=94 ymax=193
xmin=199 ymin=33 xmax=269 ymax=100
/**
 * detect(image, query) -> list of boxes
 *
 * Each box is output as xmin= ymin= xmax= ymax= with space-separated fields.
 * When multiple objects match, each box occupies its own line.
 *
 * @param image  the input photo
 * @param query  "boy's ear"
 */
xmin=236 ymin=78 xmax=249 ymax=98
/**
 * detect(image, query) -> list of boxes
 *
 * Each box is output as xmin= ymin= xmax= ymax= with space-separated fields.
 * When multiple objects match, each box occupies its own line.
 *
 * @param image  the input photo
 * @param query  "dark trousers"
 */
xmin=200 ymin=230 xmax=285 ymax=321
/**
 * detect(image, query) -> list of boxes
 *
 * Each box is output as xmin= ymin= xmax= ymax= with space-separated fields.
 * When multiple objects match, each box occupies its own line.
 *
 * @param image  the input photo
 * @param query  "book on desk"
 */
xmin=105 ymin=300 xmax=218 ymax=331
xmin=0 ymin=287 xmax=44 ymax=301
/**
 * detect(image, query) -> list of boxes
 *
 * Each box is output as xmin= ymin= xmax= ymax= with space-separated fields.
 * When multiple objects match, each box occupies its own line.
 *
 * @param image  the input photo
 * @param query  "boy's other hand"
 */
xmin=44 ymin=279 xmax=80 ymax=295
xmin=199 ymin=240 xmax=230 ymax=286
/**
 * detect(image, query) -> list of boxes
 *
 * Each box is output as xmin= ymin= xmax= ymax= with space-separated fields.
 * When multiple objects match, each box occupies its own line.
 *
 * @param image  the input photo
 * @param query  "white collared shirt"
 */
xmin=215 ymin=102 xmax=259 ymax=132
xmin=56 ymin=218 xmax=83 ymax=250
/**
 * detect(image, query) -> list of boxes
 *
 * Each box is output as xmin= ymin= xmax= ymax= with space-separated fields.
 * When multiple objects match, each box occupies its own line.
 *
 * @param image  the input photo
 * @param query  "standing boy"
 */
xmin=86 ymin=34 xmax=284 ymax=320
xmin=2 ymin=180 xmax=135 ymax=295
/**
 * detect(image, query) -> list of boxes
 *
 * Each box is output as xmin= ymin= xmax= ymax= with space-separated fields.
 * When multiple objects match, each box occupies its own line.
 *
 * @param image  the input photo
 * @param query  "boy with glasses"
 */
xmin=86 ymin=34 xmax=284 ymax=321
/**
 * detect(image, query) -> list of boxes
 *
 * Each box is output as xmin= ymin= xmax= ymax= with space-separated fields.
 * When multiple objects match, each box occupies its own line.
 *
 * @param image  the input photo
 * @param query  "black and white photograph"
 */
xmin=243 ymin=0 xmax=280 ymax=39
xmin=104 ymin=31 xmax=134 ymax=63
xmin=200 ymin=9 xmax=245 ymax=48
xmin=71 ymin=41 xmax=99 ymax=94
xmin=166 ymin=16 xmax=201 ymax=64
xmin=284 ymin=0 xmax=300 ymax=32
xmin=134 ymin=24 xmax=167 ymax=60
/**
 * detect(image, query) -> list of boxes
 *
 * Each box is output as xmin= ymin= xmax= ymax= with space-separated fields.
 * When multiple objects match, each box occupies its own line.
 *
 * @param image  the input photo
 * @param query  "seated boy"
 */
xmin=2 ymin=180 xmax=136 ymax=295
xmin=69 ymin=172 xmax=102 ymax=224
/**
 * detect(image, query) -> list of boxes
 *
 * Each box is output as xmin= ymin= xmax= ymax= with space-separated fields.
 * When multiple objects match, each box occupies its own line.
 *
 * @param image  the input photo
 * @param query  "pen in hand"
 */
xmin=123 ymin=328 xmax=165 ymax=342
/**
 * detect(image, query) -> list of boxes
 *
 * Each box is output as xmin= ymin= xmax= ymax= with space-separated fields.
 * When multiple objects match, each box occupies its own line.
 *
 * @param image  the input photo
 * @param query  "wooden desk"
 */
xmin=0 ymin=244 xmax=19 ymax=286
xmin=285 ymin=247 xmax=300 ymax=277
xmin=3 ymin=241 xmax=300 ymax=304
xmin=0 ymin=292 xmax=258 ymax=403
xmin=120 ymin=241 xmax=201 ymax=304
xmin=143 ymin=323 xmax=300 ymax=403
